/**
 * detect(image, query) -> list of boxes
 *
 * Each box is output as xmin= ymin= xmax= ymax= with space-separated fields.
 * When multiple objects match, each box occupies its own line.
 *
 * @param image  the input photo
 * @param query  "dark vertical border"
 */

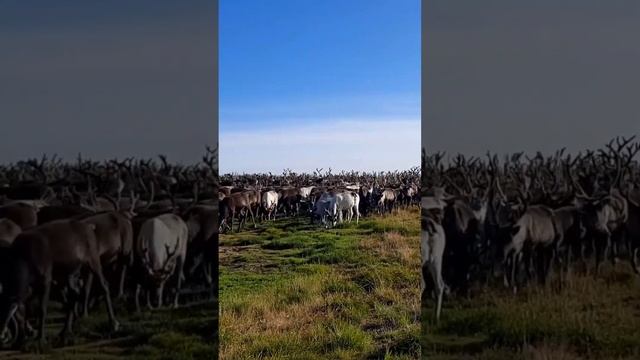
xmin=420 ymin=0 xmax=427 ymax=358
xmin=213 ymin=0 xmax=220 ymax=358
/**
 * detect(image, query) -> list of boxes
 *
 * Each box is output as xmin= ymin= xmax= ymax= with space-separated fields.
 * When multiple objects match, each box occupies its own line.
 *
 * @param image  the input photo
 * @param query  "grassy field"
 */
xmin=0 ymin=290 xmax=218 ymax=359
xmin=422 ymin=261 xmax=640 ymax=359
xmin=219 ymin=208 xmax=422 ymax=359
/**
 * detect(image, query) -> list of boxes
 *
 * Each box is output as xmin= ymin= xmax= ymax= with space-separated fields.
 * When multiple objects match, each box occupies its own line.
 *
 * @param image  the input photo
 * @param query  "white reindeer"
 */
xmin=326 ymin=192 xmax=359 ymax=228
xmin=135 ymin=213 xmax=188 ymax=310
xmin=261 ymin=190 xmax=279 ymax=221
xmin=421 ymin=196 xmax=448 ymax=323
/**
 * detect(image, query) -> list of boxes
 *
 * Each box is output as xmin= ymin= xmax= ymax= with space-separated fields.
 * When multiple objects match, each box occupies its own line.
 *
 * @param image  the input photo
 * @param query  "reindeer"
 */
xmin=182 ymin=205 xmax=217 ymax=290
xmin=77 ymin=211 xmax=134 ymax=317
xmin=219 ymin=192 xmax=258 ymax=233
xmin=0 ymin=219 xmax=120 ymax=346
xmin=421 ymin=198 xmax=448 ymax=323
xmin=134 ymin=213 xmax=188 ymax=310
xmin=260 ymin=190 xmax=279 ymax=221
xmin=377 ymin=188 xmax=398 ymax=214
xmin=325 ymin=191 xmax=360 ymax=228
xmin=277 ymin=187 xmax=302 ymax=217
xmin=502 ymin=205 xmax=559 ymax=293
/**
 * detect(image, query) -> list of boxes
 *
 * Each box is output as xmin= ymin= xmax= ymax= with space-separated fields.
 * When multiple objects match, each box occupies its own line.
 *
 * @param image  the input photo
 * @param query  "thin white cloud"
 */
xmin=220 ymin=118 xmax=419 ymax=174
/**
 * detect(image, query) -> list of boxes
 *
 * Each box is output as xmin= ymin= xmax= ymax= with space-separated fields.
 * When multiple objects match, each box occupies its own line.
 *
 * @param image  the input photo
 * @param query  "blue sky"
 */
xmin=220 ymin=0 xmax=420 ymax=173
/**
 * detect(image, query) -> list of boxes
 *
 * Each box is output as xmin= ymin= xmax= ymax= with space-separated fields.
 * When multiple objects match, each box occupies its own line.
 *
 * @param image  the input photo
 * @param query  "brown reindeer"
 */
xmin=182 ymin=205 xmax=217 ymax=288
xmin=0 ymin=219 xmax=119 ymax=346
xmin=77 ymin=211 xmax=134 ymax=317
xmin=277 ymin=187 xmax=302 ymax=217
xmin=219 ymin=192 xmax=258 ymax=232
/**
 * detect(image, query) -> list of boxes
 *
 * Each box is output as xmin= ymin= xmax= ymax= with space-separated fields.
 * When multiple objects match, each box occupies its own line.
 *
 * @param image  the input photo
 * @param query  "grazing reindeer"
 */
xmin=219 ymin=192 xmax=258 ymax=233
xmin=312 ymin=190 xmax=335 ymax=226
xmin=326 ymin=191 xmax=360 ymax=228
xmin=77 ymin=211 xmax=134 ymax=317
xmin=503 ymin=205 xmax=558 ymax=293
xmin=0 ymin=219 xmax=120 ymax=346
xmin=134 ymin=213 xmax=188 ymax=310
xmin=261 ymin=190 xmax=279 ymax=221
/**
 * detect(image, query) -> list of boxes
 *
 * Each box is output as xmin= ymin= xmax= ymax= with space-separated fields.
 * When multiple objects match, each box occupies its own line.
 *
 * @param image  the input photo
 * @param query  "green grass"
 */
xmin=2 ymin=284 xmax=217 ymax=359
xmin=422 ymin=263 xmax=640 ymax=359
xmin=219 ymin=208 xmax=421 ymax=359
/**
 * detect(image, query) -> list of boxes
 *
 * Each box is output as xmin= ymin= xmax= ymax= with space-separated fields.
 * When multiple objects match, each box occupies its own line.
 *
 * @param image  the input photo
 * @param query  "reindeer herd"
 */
xmin=219 ymin=168 xmax=420 ymax=232
xmin=0 ymin=149 xmax=218 ymax=348
xmin=421 ymin=137 xmax=640 ymax=322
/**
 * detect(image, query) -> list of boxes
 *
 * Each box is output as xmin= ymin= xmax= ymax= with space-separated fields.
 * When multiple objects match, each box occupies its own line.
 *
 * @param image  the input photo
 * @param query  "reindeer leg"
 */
xmin=563 ymin=238 xmax=572 ymax=281
xmin=135 ymin=284 xmax=142 ymax=313
xmin=82 ymin=272 xmax=93 ymax=318
xmin=37 ymin=275 xmax=51 ymax=346
xmin=118 ymin=264 xmax=127 ymax=300
xmin=503 ymin=252 xmax=512 ymax=288
xmin=173 ymin=257 xmax=185 ymax=309
xmin=60 ymin=274 xmax=81 ymax=345
xmin=60 ymin=301 xmax=76 ymax=346
xmin=238 ymin=212 xmax=247 ymax=232
xmin=580 ymin=239 xmax=589 ymax=275
xmin=89 ymin=260 xmax=119 ymax=332
xmin=610 ymin=230 xmax=619 ymax=266
xmin=524 ymin=246 xmax=534 ymax=283
xmin=248 ymin=207 xmax=257 ymax=228
xmin=435 ymin=286 xmax=444 ymax=324
xmin=511 ymin=252 xmax=521 ymax=294
xmin=205 ymin=260 xmax=213 ymax=287
xmin=0 ymin=302 xmax=20 ymax=348
xmin=420 ymin=265 xmax=427 ymax=302
xmin=156 ymin=282 xmax=165 ymax=308
xmin=146 ymin=288 xmax=153 ymax=310
xmin=232 ymin=211 xmax=238 ymax=232
xmin=432 ymin=260 xmax=445 ymax=323
xmin=14 ymin=304 xmax=27 ymax=349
